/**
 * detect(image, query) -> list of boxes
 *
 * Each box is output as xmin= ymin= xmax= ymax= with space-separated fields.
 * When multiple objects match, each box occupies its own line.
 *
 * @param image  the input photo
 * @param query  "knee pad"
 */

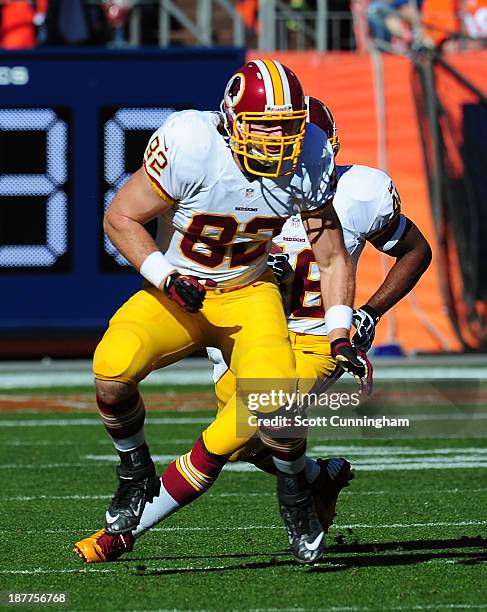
xmin=215 ymin=369 xmax=237 ymax=414
xmin=93 ymin=327 xmax=144 ymax=383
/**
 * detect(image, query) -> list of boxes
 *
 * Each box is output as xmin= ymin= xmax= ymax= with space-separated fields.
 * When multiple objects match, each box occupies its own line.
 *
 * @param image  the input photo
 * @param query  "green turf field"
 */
xmin=1 ymin=399 xmax=487 ymax=611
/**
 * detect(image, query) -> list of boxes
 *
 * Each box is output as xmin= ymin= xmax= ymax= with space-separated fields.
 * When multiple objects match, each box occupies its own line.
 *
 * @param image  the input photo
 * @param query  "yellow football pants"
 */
xmin=93 ymin=272 xmax=298 ymax=455
xmin=203 ymin=330 xmax=337 ymax=461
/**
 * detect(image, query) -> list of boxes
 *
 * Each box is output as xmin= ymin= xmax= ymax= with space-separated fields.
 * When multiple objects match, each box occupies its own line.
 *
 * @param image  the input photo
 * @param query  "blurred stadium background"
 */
xmin=0 ymin=1 xmax=486 ymax=609
xmin=0 ymin=0 xmax=485 ymax=360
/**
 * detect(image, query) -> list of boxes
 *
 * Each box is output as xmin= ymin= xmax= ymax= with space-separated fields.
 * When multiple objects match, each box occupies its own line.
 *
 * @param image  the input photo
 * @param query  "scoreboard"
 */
xmin=0 ymin=48 xmax=244 ymax=333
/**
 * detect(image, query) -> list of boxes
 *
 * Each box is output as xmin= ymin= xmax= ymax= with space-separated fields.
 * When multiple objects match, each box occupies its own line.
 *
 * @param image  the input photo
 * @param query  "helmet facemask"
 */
xmin=328 ymin=134 xmax=340 ymax=156
xmin=230 ymin=109 xmax=307 ymax=177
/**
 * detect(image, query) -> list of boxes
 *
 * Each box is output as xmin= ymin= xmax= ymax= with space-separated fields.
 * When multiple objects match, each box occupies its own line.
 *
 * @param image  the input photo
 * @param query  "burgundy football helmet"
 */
xmin=304 ymin=95 xmax=340 ymax=156
xmin=222 ymin=59 xmax=307 ymax=177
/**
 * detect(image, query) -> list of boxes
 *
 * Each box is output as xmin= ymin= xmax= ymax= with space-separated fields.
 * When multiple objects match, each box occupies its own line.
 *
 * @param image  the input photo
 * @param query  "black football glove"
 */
xmin=352 ymin=304 xmax=381 ymax=353
xmin=164 ymin=273 xmax=214 ymax=313
xmin=331 ymin=338 xmax=373 ymax=395
xmin=267 ymin=252 xmax=291 ymax=281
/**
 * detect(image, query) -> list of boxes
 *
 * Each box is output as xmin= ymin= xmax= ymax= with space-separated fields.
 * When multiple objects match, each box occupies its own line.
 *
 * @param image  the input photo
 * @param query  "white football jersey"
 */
xmin=143 ymin=110 xmax=335 ymax=288
xmin=207 ymin=163 xmax=407 ymax=381
xmin=279 ymin=164 xmax=406 ymax=335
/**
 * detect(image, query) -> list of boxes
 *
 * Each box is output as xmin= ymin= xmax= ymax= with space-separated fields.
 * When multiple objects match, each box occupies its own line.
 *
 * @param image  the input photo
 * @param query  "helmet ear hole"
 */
xmin=234 ymin=119 xmax=245 ymax=143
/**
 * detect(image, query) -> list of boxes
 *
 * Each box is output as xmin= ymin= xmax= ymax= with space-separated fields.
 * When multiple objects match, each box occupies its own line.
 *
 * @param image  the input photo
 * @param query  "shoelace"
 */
xmin=282 ymin=503 xmax=317 ymax=537
xmin=111 ymin=479 xmax=146 ymax=509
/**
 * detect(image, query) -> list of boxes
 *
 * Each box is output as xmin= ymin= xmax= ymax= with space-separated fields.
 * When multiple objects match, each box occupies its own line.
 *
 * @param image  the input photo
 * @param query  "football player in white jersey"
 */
xmin=74 ymin=92 xmax=430 ymax=566
xmin=279 ymin=96 xmax=432 ymax=354
xmin=74 ymin=62 xmax=371 ymax=565
xmin=205 ymin=95 xmax=432 ymax=481
xmin=74 ymin=94 xmax=430 ymax=567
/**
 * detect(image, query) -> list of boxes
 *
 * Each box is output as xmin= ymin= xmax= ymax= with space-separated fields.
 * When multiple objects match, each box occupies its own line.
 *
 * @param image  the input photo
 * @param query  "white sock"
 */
xmin=273 ymin=454 xmax=306 ymax=475
xmin=132 ymin=481 xmax=179 ymax=538
xmin=112 ymin=429 xmax=145 ymax=452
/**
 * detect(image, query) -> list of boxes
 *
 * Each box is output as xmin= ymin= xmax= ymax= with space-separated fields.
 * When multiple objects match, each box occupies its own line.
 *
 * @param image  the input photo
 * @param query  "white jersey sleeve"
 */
xmin=369 ymin=179 xmax=407 ymax=252
xmin=143 ymin=110 xmax=220 ymax=204
xmin=334 ymin=165 xmax=407 ymax=253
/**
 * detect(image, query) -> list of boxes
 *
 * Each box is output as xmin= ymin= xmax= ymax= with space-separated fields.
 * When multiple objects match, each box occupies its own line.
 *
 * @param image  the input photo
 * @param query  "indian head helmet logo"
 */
xmin=224 ymin=73 xmax=246 ymax=110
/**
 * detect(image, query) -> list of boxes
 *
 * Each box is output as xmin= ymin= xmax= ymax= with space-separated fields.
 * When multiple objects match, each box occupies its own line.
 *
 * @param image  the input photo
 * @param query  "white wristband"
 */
xmin=139 ymin=251 xmax=176 ymax=289
xmin=325 ymin=304 xmax=353 ymax=332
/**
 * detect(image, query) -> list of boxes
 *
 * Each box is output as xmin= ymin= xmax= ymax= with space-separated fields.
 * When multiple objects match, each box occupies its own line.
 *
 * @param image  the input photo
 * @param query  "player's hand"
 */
xmin=164 ymin=273 xmax=215 ymax=313
xmin=352 ymin=305 xmax=381 ymax=353
xmin=268 ymin=252 xmax=290 ymax=280
xmin=330 ymin=338 xmax=373 ymax=395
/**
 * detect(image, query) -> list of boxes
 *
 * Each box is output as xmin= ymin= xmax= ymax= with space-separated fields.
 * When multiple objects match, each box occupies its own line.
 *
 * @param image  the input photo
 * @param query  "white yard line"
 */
xmin=83 ymin=454 xmax=179 ymax=463
xmin=221 ymin=460 xmax=487 ymax=473
xmin=309 ymin=447 xmax=487 ymax=455
xmin=251 ymin=608 xmax=361 ymax=612
xmin=1 ymin=519 xmax=486 ymax=535
xmin=2 ymin=438 xmax=194 ymax=446
xmin=252 ymin=607 xmax=487 ymax=612
xmin=347 ymin=456 xmax=487 ymax=464
xmin=1 ymin=494 xmax=111 ymax=501
xmin=3 ymin=487 xmax=487 ymax=503
xmin=80 ymin=453 xmax=487 ymax=474
xmin=353 ymin=462 xmax=487 ymax=471
xmin=0 ymin=492 xmax=271 ymax=502
xmin=1 ymin=414 xmax=487 ymax=432
xmin=3 ymin=456 xmax=487 ymax=471
xmin=408 ymin=414 xmax=487 ymax=421
xmin=1 ymin=440 xmax=78 ymax=446
xmin=2 ymin=564 xmax=487 ymax=584
xmin=0 ymin=370 xmax=213 ymax=389
xmin=377 ymin=607 xmax=487 ymax=611
xmin=0 ymin=463 xmax=97 ymax=469
xmin=0 ymin=567 xmax=117 ymax=574
xmin=0 ymin=565 xmax=224 ymax=575
xmin=2 ymin=366 xmax=487 ymax=389
xmin=0 ymin=417 xmax=210 ymax=427
xmin=334 ymin=520 xmax=487 ymax=529
xmin=146 ymin=520 xmax=487 ymax=531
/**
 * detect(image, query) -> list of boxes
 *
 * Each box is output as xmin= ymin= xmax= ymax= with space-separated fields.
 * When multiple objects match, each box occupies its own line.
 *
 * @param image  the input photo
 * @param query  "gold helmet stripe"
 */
xmin=262 ymin=59 xmax=285 ymax=107
xmin=273 ymin=60 xmax=292 ymax=106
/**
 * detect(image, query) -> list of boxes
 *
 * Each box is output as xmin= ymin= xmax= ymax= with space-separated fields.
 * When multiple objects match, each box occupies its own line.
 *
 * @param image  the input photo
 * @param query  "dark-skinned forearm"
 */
xmin=366 ymin=244 xmax=432 ymax=315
